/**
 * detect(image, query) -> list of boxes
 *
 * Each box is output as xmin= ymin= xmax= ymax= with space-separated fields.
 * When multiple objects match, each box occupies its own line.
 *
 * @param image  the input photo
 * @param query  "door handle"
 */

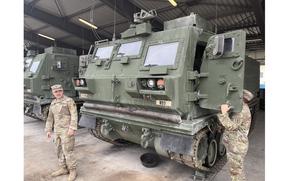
xmin=226 ymin=83 xmax=238 ymax=97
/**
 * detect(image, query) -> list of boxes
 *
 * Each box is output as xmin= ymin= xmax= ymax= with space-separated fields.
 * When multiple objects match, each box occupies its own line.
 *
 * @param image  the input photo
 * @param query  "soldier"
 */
xmin=217 ymin=89 xmax=254 ymax=181
xmin=45 ymin=84 xmax=78 ymax=181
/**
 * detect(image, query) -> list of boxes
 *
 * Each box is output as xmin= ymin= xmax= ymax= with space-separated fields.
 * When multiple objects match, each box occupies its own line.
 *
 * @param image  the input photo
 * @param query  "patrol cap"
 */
xmin=51 ymin=84 xmax=63 ymax=91
xmin=243 ymin=89 xmax=254 ymax=101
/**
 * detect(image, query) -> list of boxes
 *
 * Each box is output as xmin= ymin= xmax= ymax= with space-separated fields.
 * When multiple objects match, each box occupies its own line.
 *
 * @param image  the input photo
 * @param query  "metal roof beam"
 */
xmin=246 ymin=34 xmax=264 ymax=40
xmin=249 ymin=0 xmax=265 ymax=41
xmin=24 ymin=31 xmax=88 ymax=55
xmin=185 ymin=0 xmax=207 ymax=7
xmin=54 ymin=0 xmax=65 ymax=17
xmin=24 ymin=4 xmax=110 ymax=42
xmin=33 ymin=25 xmax=50 ymax=32
xmin=65 ymin=3 xmax=105 ymax=19
xmin=218 ymin=23 xmax=258 ymax=33
xmin=100 ymin=0 xmax=163 ymax=31
xmin=207 ymin=9 xmax=252 ymax=20
xmin=156 ymin=0 xmax=250 ymax=14
xmin=200 ymin=2 xmax=251 ymax=9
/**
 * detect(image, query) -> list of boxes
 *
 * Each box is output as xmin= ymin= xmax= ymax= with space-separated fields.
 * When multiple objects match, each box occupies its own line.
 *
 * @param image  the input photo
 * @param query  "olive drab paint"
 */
xmin=74 ymin=11 xmax=260 ymax=172
xmin=24 ymin=47 xmax=80 ymax=121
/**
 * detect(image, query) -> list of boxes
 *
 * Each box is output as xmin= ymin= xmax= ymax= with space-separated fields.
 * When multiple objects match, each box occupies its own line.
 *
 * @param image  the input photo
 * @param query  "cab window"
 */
xmin=95 ymin=46 xmax=114 ymax=59
xmin=144 ymin=42 xmax=179 ymax=66
xmin=117 ymin=41 xmax=142 ymax=57
xmin=29 ymin=60 xmax=40 ymax=73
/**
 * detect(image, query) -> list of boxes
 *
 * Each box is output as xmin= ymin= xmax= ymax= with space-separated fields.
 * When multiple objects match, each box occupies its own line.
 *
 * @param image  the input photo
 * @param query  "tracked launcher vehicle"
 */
xmin=74 ymin=10 xmax=260 ymax=172
xmin=24 ymin=47 xmax=83 ymax=121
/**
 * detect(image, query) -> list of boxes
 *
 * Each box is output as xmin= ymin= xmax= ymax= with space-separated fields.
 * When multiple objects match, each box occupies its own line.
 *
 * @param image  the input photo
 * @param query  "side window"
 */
xmin=224 ymin=38 xmax=234 ymax=53
xmin=117 ymin=41 xmax=142 ymax=57
xmin=144 ymin=42 xmax=179 ymax=66
xmin=29 ymin=60 xmax=40 ymax=73
xmin=95 ymin=46 xmax=114 ymax=60
xmin=29 ymin=54 xmax=43 ymax=73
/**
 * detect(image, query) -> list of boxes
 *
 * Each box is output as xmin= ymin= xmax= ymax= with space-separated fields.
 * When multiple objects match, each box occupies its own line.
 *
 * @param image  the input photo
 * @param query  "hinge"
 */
xmin=187 ymin=92 xmax=208 ymax=102
xmin=187 ymin=71 xmax=208 ymax=80
xmin=187 ymin=92 xmax=197 ymax=102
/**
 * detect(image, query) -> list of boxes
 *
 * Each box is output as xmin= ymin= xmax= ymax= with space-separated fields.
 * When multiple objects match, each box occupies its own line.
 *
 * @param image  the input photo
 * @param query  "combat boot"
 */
xmin=68 ymin=169 xmax=77 ymax=181
xmin=51 ymin=167 xmax=69 ymax=177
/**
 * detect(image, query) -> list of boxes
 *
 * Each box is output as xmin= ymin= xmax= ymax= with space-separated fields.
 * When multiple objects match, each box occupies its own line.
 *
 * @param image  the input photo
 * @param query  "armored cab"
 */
xmin=24 ymin=47 xmax=81 ymax=120
xmin=74 ymin=11 xmax=260 ymax=171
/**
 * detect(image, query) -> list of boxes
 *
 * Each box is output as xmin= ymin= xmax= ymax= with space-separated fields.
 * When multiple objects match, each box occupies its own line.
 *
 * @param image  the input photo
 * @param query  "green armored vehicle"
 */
xmin=24 ymin=47 xmax=82 ymax=120
xmin=74 ymin=11 xmax=259 ymax=171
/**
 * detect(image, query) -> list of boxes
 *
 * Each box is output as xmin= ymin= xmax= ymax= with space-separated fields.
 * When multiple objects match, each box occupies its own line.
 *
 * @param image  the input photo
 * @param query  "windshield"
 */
xmin=94 ymin=46 xmax=114 ymax=59
xmin=117 ymin=41 xmax=142 ymax=57
xmin=144 ymin=42 xmax=179 ymax=66
xmin=29 ymin=60 xmax=40 ymax=73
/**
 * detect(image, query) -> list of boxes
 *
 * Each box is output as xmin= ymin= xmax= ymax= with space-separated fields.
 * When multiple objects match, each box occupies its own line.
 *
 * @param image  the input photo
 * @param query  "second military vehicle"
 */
xmin=24 ymin=47 xmax=82 ymax=121
xmin=74 ymin=10 xmax=260 ymax=172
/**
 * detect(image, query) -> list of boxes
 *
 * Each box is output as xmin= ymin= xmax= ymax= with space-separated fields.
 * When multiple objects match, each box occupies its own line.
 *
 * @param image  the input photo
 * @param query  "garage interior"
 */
xmin=24 ymin=0 xmax=265 ymax=181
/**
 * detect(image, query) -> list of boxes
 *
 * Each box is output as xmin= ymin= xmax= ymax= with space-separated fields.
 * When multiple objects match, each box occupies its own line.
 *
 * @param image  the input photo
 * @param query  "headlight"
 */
xmin=147 ymin=79 xmax=155 ymax=88
xmin=140 ymin=79 xmax=147 ymax=88
xmin=75 ymin=79 xmax=80 ymax=86
xmin=80 ymin=79 xmax=85 ymax=86
xmin=157 ymin=79 xmax=165 ymax=89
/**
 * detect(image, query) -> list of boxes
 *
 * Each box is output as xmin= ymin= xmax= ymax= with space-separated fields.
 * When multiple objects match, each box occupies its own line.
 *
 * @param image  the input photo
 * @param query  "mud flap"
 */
xmin=160 ymin=133 xmax=193 ymax=155
xmin=79 ymin=115 xmax=96 ymax=129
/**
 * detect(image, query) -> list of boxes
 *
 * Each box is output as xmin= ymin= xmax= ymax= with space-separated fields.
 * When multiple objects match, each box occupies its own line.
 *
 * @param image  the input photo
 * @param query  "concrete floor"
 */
xmin=24 ymin=111 xmax=264 ymax=181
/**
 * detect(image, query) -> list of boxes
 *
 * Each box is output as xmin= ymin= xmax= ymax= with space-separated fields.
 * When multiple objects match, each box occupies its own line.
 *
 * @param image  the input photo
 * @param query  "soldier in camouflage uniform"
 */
xmin=45 ymin=84 xmax=78 ymax=181
xmin=217 ymin=89 xmax=254 ymax=181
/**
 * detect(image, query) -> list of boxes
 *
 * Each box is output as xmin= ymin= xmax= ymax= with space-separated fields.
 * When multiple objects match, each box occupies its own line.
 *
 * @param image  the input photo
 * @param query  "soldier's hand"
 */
xmin=221 ymin=104 xmax=230 ymax=114
xmin=68 ymin=128 xmax=75 ymax=136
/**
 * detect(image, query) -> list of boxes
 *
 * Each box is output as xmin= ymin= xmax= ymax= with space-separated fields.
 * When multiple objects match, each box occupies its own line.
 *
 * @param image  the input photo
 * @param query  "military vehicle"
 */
xmin=24 ymin=47 xmax=82 ymax=121
xmin=74 ymin=10 xmax=260 ymax=172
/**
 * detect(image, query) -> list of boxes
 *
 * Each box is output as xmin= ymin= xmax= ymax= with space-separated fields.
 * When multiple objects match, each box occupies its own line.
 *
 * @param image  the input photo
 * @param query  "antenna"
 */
xmin=89 ymin=2 xmax=101 ymax=40
xmin=112 ymin=0 xmax=117 ymax=41
xmin=215 ymin=0 xmax=218 ymax=34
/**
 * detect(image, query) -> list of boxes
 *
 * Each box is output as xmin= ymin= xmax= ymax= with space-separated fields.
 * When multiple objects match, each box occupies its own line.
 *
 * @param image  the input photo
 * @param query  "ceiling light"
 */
xmin=37 ymin=33 xmax=55 ymax=41
xmin=78 ymin=18 xmax=98 ymax=29
xmin=168 ymin=0 xmax=177 ymax=7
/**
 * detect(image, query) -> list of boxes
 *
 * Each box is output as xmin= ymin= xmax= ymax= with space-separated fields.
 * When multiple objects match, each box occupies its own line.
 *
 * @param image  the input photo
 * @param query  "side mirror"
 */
xmin=213 ymin=35 xmax=225 ymax=56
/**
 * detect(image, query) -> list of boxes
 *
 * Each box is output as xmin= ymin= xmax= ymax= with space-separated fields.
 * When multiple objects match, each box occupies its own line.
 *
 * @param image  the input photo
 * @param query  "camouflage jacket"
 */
xmin=45 ymin=95 xmax=78 ymax=134
xmin=217 ymin=102 xmax=251 ymax=144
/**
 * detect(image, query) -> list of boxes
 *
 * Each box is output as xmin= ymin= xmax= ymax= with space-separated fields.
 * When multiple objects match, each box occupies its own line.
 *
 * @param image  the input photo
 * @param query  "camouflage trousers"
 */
xmin=223 ymin=136 xmax=249 ymax=181
xmin=54 ymin=133 xmax=77 ymax=170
